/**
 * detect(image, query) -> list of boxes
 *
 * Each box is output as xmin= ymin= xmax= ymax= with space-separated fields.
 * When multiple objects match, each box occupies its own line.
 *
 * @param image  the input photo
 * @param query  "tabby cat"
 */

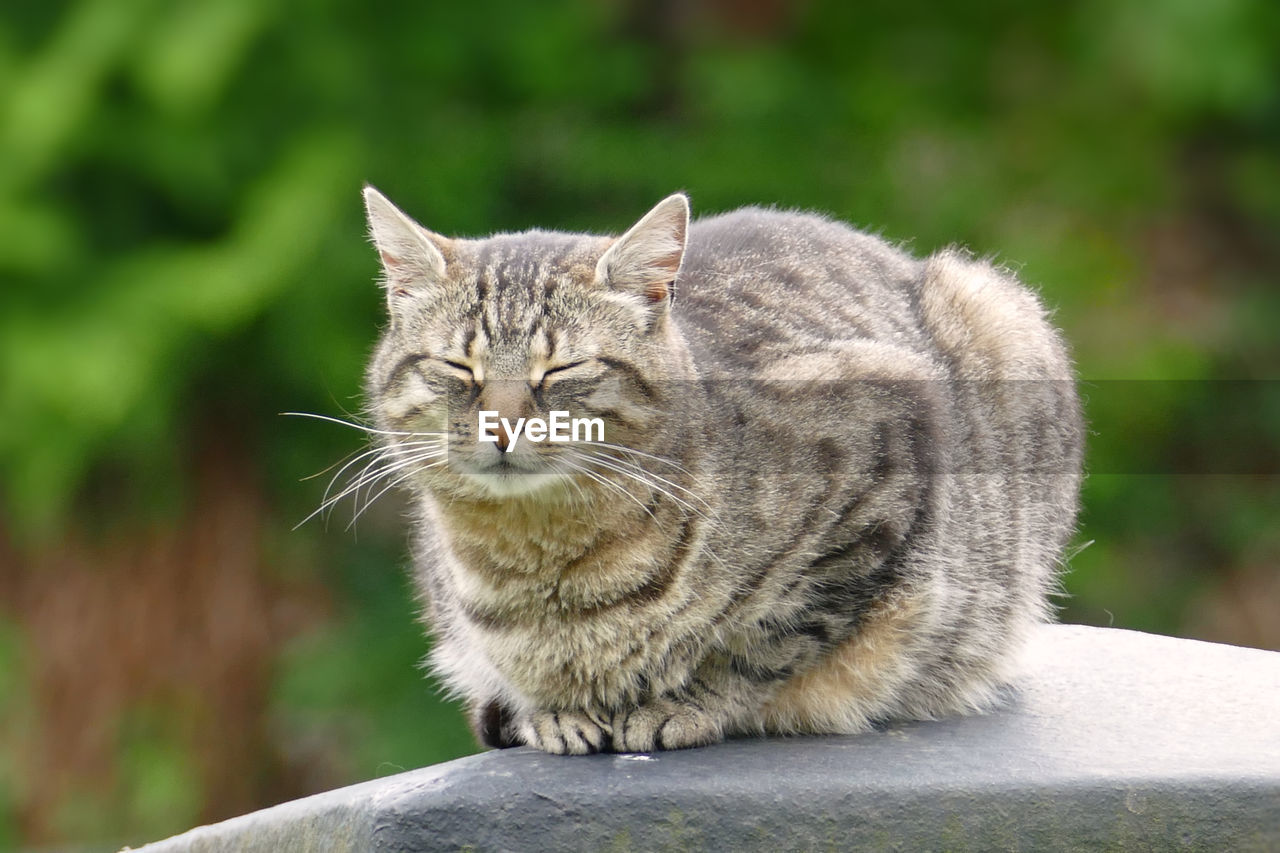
xmin=355 ymin=187 xmax=1083 ymax=754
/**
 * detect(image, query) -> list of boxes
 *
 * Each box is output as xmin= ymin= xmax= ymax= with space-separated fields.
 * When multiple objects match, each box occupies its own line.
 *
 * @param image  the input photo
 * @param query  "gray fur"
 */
xmin=360 ymin=187 xmax=1083 ymax=754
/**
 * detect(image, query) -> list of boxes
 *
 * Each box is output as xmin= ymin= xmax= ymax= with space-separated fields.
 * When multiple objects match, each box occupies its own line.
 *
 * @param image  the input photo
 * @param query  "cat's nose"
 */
xmin=478 ymin=382 xmax=532 ymax=453
xmin=482 ymin=418 xmax=509 ymax=451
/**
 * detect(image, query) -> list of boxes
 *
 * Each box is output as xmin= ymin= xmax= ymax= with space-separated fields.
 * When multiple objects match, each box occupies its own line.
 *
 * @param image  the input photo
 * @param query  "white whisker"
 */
xmin=281 ymin=411 xmax=445 ymax=438
xmin=558 ymin=458 xmax=655 ymax=518
xmin=339 ymin=448 xmax=445 ymax=527
xmin=346 ymin=441 xmax=444 ymax=513
xmin=295 ymin=444 xmax=445 ymax=530
xmin=577 ymin=448 xmax=710 ymax=510
xmin=301 ymin=445 xmax=365 ymax=482
xmin=574 ymin=452 xmax=708 ymax=519
xmin=318 ymin=439 xmax=441 ymax=510
xmin=348 ymin=457 xmax=448 ymax=529
xmin=576 ymin=440 xmax=691 ymax=474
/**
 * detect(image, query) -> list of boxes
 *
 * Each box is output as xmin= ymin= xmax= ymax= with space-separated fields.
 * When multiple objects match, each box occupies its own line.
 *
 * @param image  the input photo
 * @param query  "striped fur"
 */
xmin=361 ymin=187 xmax=1083 ymax=753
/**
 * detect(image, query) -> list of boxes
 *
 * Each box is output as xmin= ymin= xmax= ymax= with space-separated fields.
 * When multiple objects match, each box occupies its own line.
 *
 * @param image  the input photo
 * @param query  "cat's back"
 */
xmin=676 ymin=207 xmax=929 ymax=372
xmin=676 ymin=206 xmax=1074 ymax=386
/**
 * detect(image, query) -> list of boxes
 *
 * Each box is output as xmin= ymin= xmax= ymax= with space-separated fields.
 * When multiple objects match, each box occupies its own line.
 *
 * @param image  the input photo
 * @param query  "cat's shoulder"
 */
xmin=690 ymin=204 xmax=844 ymax=239
xmin=685 ymin=204 xmax=912 ymax=269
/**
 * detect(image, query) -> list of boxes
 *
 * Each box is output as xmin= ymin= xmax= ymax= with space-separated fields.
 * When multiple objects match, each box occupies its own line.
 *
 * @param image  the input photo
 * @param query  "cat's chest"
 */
xmin=440 ymin=533 xmax=698 ymax=705
xmin=438 ymin=499 xmax=684 ymax=610
xmin=478 ymin=613 xmax=650 ymax=704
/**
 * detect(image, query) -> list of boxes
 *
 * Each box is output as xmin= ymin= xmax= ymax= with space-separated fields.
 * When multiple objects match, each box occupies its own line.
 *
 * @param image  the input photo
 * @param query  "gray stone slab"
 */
xmin=130 ymin=625 xmax=1280 ymax=852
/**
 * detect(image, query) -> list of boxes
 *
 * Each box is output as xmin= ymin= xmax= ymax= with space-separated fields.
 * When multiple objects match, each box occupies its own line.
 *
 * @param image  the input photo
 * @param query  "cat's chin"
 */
xmin=463 ymin=470 xmax=567 ymax=500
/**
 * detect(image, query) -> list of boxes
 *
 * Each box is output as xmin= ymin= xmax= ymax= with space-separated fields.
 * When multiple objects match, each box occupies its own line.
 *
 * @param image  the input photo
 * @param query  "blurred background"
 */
xmin=1 ymin=0 xmax=1278 ymax=848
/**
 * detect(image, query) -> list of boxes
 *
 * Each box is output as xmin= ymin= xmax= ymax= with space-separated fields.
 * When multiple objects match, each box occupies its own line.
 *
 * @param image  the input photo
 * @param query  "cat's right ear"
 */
xmin=362 ymin=185 xmax=448 ymax=299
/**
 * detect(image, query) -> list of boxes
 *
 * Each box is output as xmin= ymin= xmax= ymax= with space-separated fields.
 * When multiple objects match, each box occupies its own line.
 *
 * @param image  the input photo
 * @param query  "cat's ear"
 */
xmin=362 ymin=185 xmax=448 ymax=295
xmin=596 ymin=193 xmax=689 ymax=312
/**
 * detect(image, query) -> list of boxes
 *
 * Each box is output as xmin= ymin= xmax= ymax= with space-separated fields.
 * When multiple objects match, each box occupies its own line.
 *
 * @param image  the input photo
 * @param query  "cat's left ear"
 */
xmin=596 ymin=193 xmax=689 ymax=314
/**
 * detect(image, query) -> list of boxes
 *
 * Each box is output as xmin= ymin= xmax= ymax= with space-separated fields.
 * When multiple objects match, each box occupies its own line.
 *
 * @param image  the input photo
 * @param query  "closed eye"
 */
xmin=542 ymin=360 xmax=587 ymax=378
xmin=440 ymin=359 xmax=477 ymax=382
xmin=533 ymin=360 xmax=593 ymax=392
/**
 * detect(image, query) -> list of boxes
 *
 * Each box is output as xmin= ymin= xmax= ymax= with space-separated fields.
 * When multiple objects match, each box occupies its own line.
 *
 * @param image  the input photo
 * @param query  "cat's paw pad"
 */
xmin=611 ymin=700 xmax=723 ymax=752
xmin=519 ymin=709 xmax=611 ymax=755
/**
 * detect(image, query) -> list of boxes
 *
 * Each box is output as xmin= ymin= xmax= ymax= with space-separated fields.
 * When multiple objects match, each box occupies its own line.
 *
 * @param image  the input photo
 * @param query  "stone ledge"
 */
xmin=132 ymin=625 xmax=1280 ymax=852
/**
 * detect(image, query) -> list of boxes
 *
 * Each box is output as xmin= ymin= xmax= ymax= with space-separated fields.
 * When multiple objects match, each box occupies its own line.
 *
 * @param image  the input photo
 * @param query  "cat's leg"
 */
xmin=467 ymin=698 xmax=522 ymax=749
xmin=516 ymin=707 xmax=613 ymax=755
xmin=509 ymin=668 xmax=764 ymax=754
xmin=610 ymin=673 xmax=769 ymax=752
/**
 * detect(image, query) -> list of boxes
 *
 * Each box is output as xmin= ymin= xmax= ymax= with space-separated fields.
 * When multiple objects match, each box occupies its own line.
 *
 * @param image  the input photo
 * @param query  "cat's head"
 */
xmin=362 ymin=187 xmax=695 ymax=501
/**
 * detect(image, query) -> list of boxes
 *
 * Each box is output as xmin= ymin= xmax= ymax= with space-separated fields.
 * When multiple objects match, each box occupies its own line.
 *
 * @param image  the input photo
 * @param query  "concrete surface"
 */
xmin=129 ymin=625 xmax=1280 ymax=852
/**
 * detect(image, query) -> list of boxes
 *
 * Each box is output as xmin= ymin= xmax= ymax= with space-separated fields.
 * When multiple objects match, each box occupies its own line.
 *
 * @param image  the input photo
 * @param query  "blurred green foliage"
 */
xmin=1 ymin=0 xmax=1278 ymax=848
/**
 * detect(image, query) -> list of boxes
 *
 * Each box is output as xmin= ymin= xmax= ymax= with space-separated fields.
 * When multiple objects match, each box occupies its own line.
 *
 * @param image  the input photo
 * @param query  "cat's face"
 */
xmin=362 ymin=188 xmax=691 ymax=500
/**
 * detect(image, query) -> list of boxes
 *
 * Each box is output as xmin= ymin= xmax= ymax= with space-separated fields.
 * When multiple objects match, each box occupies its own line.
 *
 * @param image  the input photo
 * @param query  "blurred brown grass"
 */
xmin=1 ymin=438 xmax=332 ymax=844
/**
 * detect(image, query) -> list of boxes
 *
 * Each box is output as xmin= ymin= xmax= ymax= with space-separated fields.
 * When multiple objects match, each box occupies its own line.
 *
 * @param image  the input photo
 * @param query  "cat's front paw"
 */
xmin=611 ymin=699 xmax=724 ymax=752
xmin=518 ymin=709 xmax=611 ymax=755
